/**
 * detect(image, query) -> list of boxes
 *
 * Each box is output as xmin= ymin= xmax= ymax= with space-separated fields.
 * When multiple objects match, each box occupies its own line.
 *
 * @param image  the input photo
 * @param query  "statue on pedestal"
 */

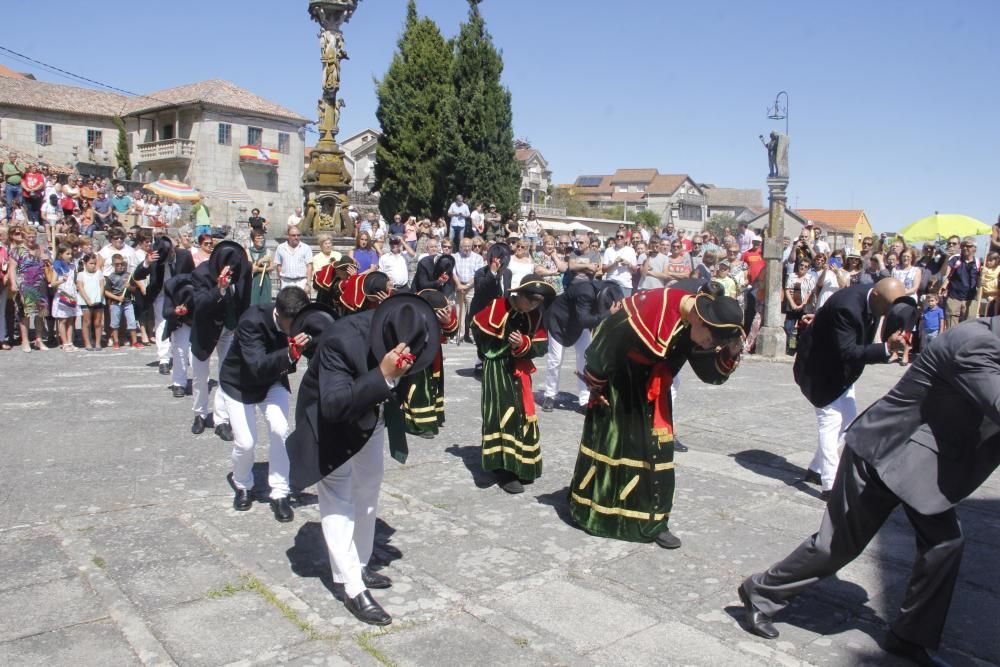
xmin=759 ymin=131 xmax=790 ymax=179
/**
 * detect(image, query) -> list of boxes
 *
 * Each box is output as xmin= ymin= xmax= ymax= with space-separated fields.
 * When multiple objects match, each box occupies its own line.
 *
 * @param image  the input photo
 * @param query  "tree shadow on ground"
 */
xmin=445 ymin=444 xmax=496 ymax=489
xmin=286 ymin=518 xmax=401 ymax=600
xmin=731 ymin=448 xmax=823 ymax=500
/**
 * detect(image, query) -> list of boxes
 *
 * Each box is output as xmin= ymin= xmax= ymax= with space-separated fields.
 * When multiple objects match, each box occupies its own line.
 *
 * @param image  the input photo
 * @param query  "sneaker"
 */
xmin=132 ymin=342 xmax=145 ymax=350
xmin=113 ymin=342 xmax=120 ymax=350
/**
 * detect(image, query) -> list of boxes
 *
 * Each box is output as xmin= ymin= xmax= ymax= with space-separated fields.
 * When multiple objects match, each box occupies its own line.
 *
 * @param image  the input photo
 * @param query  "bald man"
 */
xmin=792 ymin=279 xmax=913 ymax=498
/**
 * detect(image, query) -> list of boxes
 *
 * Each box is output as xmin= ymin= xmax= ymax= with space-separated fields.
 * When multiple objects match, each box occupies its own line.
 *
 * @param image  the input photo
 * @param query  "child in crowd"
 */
xmin=49 ymin=244 xmax=79 ymax=350
xmin=77 ymin=253 xmax=105 ymax=351
xmin=715 ymin=260 xmax=738 ymax=298
xmin=104 ymin=253 xmax=141 ymax=350
xmin=977 ymin=252 xmax=999 ymax=316
xmin=920 ymin=294 xmax=945 ymax=350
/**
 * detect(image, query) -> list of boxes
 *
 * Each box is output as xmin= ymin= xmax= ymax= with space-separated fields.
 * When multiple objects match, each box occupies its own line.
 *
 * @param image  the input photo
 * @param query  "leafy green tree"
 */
xmin=443 ymin=1 xmax=520 ymax=214
xmin=113 ymin=116 xmax=131 ymax=178
xmin=706 ymin=212 xmax=737 ymax=240
xmin=373 ymin=0 xmax=453 ymax=219
xmin=632 ymin=209 xmax=662 ymax=229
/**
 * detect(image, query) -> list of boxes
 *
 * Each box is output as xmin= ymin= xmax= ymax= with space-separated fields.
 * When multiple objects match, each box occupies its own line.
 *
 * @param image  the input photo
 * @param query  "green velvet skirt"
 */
xmin=402 ymin=362 xmax=445 ymax=436
xmin=568 ymin=356 xmax=676 ymax=542
xmin=480 ymin=356 xmax=542 ymax=480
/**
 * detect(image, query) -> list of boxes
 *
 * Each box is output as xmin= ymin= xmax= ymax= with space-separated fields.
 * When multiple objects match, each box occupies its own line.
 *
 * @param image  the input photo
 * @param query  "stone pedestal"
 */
xmin=756 ymin=176 xmax=789 ymax=358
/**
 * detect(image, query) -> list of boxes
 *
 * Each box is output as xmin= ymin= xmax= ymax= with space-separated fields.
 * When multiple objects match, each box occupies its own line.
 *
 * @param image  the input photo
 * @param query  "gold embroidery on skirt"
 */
xmin=618 ymin=474 xmax=640 ymax=501
xmin=578 ymin=465 xmax=597 ymax=490
xmin=499 ymin=407 xmax=515 ymax=428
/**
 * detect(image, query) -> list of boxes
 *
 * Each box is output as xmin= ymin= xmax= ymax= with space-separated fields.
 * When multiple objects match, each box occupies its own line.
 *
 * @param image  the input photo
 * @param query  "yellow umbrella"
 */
xmin=897 ymin=213 xmax=992 ymax=241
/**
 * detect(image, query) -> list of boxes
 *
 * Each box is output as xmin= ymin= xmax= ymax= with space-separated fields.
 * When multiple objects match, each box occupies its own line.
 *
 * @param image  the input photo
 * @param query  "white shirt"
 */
xmin=274 ymin=241 xmax=313 ymax=279
xmin=603 ymin=245 xmax=638 ymax=290
xmin=99 ymin=244 xmax=138 ymax=277
xmin=379 ymin=251 xmax=409 ymax=286
xmin=470 ymin=209 xmax=484 ymax=234
xmin=811 ymin=269 xmax=840 ymax=308
xmin=738 ymin=229 xmax=755 ymax=254
xmin=287 ymin=213 xmax=302 ymax=227
xmin=162 ymin=202 xmax=182 ymax=224
xmin=448 ymin=202 xmax=470 ymax=228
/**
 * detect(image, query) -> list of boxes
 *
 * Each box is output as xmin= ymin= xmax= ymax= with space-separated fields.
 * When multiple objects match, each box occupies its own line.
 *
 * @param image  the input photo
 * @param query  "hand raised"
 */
xmin=379 ymin=342 xmax=414 ymax=380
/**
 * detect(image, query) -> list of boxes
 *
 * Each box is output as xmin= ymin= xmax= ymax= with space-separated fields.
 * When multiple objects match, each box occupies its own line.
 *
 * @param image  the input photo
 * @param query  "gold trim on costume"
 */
xmin=619 ymin=474 xmax=641 ymax=501
xmin=579 ymin=465 xmax=597 ymax=490
xmin=406 ymin=384 xmax=417 ymax=401
xmin=483 ymin=432 xmax=540 ymax=452
xmin=405 ymin=404 xmax=437 ymax=414
xmin=409 ymin=416 xmax=439 ymax=424
xmin=570 ymin=492 xmax=668 ymax=521
xmin=482 ymin=445 xmax=542 ymax=465
xmin=499 ymin=407 xmax=515 ymax=428
xmin=578 ymin=444 xmax=675 ymax=471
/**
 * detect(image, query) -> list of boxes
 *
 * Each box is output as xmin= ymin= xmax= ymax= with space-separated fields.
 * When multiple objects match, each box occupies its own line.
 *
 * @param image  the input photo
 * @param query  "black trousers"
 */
xmin=744 ymin=447 xmax=964 ymax=649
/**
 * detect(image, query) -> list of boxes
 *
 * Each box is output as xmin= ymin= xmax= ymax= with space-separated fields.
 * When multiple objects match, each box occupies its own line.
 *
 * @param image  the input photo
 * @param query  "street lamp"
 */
xmin=767 ymin=90 xmax=789 ymax=137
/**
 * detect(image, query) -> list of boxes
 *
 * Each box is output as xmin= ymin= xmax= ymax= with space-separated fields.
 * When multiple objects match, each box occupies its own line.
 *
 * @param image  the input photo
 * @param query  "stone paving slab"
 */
xmin=1 ymin=344 xmax=998 ymax=666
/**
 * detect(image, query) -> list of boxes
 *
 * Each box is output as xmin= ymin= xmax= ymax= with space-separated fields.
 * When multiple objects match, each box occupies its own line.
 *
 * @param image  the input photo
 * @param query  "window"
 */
xmin=277 ymin=132 xmax=290 ymax=154
xmin=218 ymin=123 xmax=232 ymax=145
xmin=161 ymin=123 xmax=174 ymax=140
xmin=247 ymin=126 xmax=263 ymax=147
xmin=87 ymin=129 xmax=103 ymax=150
xmin=679 ymin=204 xmax=703 ymax=221
xmin=35 ymin=124 xmax=52 ymax=146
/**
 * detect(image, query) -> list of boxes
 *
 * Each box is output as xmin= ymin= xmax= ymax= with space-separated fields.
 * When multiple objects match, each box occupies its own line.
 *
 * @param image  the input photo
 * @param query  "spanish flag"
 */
xmin=239 ymin=145 xmax=279 ymax=165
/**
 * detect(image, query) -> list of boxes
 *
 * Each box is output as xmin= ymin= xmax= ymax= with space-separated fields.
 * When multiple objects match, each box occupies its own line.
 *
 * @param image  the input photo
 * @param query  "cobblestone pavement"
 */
xmin=1 ymin=343 xmax=998 ymax=666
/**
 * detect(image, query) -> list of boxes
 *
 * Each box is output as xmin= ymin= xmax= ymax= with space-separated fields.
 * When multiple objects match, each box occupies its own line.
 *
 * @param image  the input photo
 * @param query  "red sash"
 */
xmin=513 ymin=358 xmax=537 ymax=419
xmin=628 ymin=349 xmax=673 ymax=440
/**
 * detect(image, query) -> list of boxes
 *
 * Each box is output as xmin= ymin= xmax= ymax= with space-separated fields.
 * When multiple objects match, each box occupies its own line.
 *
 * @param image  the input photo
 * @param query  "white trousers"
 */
xmin=170 ymin=324 xmax=191 ymax=389
xmin=543 ymin=330 xmax=591 ymax=405
xmin=153 ymin=293 xmax=170 ymax=363
xmin=280 ymin=277 xmax=308 ymax=291
xmin=809 ymin=385 xmax=857 ymax=491
xmin=221 ymin=384 xmax=290 ymax=499
xmin=318 ymin=421 xmax=385 ymax=598
xmin=191 ymin=328 xmax=233 ymax=421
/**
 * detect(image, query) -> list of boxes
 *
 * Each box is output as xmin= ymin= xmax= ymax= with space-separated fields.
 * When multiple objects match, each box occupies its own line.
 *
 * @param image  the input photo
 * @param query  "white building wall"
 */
xmin=0 ymin=106 xmax=118 ymax=171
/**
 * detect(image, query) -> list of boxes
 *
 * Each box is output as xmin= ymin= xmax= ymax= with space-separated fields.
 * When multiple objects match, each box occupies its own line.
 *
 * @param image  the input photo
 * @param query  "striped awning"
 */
xmin=201 ymin=188 xmax=253 ymax=203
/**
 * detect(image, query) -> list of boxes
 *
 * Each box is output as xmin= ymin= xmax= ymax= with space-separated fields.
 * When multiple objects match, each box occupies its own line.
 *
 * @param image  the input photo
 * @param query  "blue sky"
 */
xmin=4 ymin=0 xmax=998 ymax=231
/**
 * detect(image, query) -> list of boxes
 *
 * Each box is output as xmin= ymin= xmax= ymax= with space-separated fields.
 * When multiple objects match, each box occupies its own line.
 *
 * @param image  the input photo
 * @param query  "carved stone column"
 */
xmin=755 ymin=175 xmax=789 ymax=358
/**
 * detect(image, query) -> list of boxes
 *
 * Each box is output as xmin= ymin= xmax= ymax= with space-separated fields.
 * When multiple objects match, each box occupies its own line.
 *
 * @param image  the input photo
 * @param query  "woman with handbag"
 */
xmin=784 ymin=259 xmax=815 ymax=353
xmin=9 ymin=226 xmax=50 ymax=352
xmin=50 ymin=243 xmax=80 ymax=350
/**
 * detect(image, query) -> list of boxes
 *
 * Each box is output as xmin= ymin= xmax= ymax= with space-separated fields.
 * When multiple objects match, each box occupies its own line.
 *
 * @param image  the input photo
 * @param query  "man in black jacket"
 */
xmin=135 ymin=235 xmax=194 ymax=374
xmin=286 ymin=294 xmax=440 ymax=626
xmin=189 ymin=241 xmax=251 ymax=440
xmin=793 ymin=279 xmax=910 ymax=499
xmin=220 ymin=286 xmax=311 ymax=523
xmin=541 ymin=266 xmax=622 ymax=412
xmin=161 ymin=274 xmax=195 ymax=399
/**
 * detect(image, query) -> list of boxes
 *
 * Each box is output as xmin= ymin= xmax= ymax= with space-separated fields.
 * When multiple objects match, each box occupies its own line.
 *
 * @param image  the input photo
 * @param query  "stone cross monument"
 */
xmin=754 ymin=131 xmax=790 ymax=358
xmin=300 ymin=0 xmax=362 ymax=235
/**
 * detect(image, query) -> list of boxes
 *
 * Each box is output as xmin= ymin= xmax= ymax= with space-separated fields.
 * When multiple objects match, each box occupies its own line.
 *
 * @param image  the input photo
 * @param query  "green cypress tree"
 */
xmin=445 ymin=0 xmax=520 ymax=215
xmin=373 ymin=0 xmax=453 ymax=219
xmin=113 ymin=116 xmax=132 ymax=178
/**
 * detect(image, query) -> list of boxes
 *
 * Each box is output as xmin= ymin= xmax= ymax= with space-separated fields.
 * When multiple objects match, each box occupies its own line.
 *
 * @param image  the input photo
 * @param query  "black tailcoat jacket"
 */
xmin=161 ymin=274 xmax=194 ymax=339
xmin=286 ymin=310 xmax=403 ymax=489
xmin=134 ymin=249 xmax=194 ymax=302
xmin=793 ymin=283 xmax=889 ymax=408
xmin=544 ymin=277 xmax=612 ymax=347
xmin=219 ymin=304 xmax=295 ymax=404
xmin=190 ymin=262 xmax=251 ymax=362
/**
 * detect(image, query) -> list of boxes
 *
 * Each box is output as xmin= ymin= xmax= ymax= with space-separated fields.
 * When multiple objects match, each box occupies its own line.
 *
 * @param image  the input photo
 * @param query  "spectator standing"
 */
xmin=532 ymin=235 xmax=566 ymax=294
xmin=977 ymin=251 xmax=1000 ymax=316
xmin=2 ymin=157 xmax=23 ymax=222
xmin=350 ymin=232 xmax=379 ymax=273
xmin=98 ymin=229 xmax=138 ymax=276
xmin=784 ymin=258 xmax=816 ymax=348
xmin=506 ymin=239 xmax=535 ymax=287
xmin=110 ymin=185 xmax=131 ymax=222
xmin=0 ymin=228 xmax=9 ymax=349
xmin=638 ymin=237 xmax=670 ymax=291
xmin=10 ymin=226 xmax=50 ymax=351
xmin=454 ymin=236 xmax=485 ymax=343
xmin=191 ymin=234 xmax=214 ymax=267
xmin=484 ymin=204 xmax=502 ymax=241
xmin=808 ymin=253 xmax=841 ymax=310
xmin=21 ymin=165 xmax=46 ymax=225
xmin=665 ymin=239 xmax=693 ymax=283
xmin=389 ymin=213 xmax=405 ymax=237
xmin=403 ymin=215 xmax=418 ymax=250
xmin=737 ymin=221 xmax=754 ymax=254
xmin=470 ymin=202 xmax=485 ymax=238
xmin=91 ymin=190 xmax=113 ymax=233
xmin=104 ymin=254 xmax=140 ymax=349
xmin=191 ymin=200 xmax=211 ymax=237
xmin=50 ymin=244 xmax=80 ymax=350
xmin=287 ymin=207 xmax=303 ymax=229
xmin=249 ymin=230 xmax=275 ymax=306
xmin=162 ymin=199 xmax=182 ymax=228
xmin=941 ymin=236 xmax=980 ymax=327
xmin=273 ymin=225 xmax=314 ymax=294
xmin=602 ymin=231 xmax=638 ymax=297
xmin=523 ymin=210 xmax=542 ymax=251
xmin=248 ymin=208 xmax=268 ymax=235
xmin=715 ymin=261 xmax=738 ymax=298
xmin=76 ymin=252 xmax=104 ymax=350
xmin=447 ymin=195 xmax=470 ymax=248
xmin=143 ymin=195 xmax=163 ymax=227
xmin=359 ymin=211 xmax=376 ymax=237
xmin=919 ymin=294 xmax=945 ymax=349
xmin=432 ymin=217 xmax=448 ymax=241
xmin=379 ymin=237 xmax=410 ymax=291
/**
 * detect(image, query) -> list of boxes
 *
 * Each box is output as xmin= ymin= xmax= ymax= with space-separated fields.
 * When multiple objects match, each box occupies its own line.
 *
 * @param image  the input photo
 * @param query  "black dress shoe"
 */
xmin=362 ymin=567 xmax=392 ymax=589
xmin=884 ymin=630 xmax=951 ymax=667
xmin=227 ymin=473 xmax=253 ymax=511
xmin=800 ymin=469 xmax=822 ymax=486
xmin=215 ymin=422 xmax=234 ymax=442
xmin=191 ymin=415 xmax=208 ymax=435
xmin=344 ymin=590 xmax=392 ymax=626
xmin=496 ymin=470 xmax=524 ymax=494
xmin=673 ymin=438 xmax=689 ymax=453
xmin=269 ymin=497 xmax=294 ymax=522
xmin=541 ymin=397 xmax=554 ymax=412
xmin=158 ymin=362 xmax=170 ymax=375
xmin=737 ymin=584 xmax=779 ymax=639
xmin=654 ymin=528 xmax=682 ymax=549
xmin=171 ymin=385 xmax=186 ymax=398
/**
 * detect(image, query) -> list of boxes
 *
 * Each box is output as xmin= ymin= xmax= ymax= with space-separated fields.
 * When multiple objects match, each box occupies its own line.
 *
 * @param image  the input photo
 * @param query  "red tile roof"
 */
xmin=795 ymin=209 xmax=867 ymax=234
xmin=0 ymin=64 xmax=28 ymax=79
xmin=648 ymin=174 xmax=689 ymax=195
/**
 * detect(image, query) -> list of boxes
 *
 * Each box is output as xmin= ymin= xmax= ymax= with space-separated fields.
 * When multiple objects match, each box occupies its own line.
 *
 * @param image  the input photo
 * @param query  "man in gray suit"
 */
xmin=738 ymin=316 xmax=1000 ymax=667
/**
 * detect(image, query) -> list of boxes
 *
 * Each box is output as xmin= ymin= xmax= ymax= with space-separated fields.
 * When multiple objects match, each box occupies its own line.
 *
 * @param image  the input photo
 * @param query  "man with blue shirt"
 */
xmin=447 ymin=195 xmax=470 ymax=248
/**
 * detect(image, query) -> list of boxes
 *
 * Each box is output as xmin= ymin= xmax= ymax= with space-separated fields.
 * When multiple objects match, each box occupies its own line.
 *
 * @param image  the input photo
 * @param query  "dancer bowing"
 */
xmin=401 ymin=289 xmax=459 ymax=438
xmin=161 ymin=273 xmax=196 ymax=398
xmin=473 ymin=276 xmax=556 ymax=494
xmin=286 ymin=294 xmax=441 ymax=626
xmin=337 ymin=270 xmax=391 ymax=316
xmin=569 ymin=288 xmax=744 ymax=549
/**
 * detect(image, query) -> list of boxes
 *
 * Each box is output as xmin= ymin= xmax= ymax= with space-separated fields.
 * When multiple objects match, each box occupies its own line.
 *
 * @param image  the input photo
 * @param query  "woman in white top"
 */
xmin=809 ymin=252 xmax=841 ymax=309
xmin=523 ymin=210 xmax=542 ymax=251
xmin=891 ymin=247 xmax=922 ymax=366
xmin=142 ymin=195 xmax=162 ymax=227
xmin=507 ymin=239 xmax=535 ymax=287
xmin=432 ymin=217 xmax=448 ymax=240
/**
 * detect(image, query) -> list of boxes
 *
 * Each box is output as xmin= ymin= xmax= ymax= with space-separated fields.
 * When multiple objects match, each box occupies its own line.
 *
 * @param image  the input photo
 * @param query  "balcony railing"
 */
xmin=675 ymin=192 xmax=707 ymax=206
xmin=137 ymin=138 xmax=195 ymax=162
